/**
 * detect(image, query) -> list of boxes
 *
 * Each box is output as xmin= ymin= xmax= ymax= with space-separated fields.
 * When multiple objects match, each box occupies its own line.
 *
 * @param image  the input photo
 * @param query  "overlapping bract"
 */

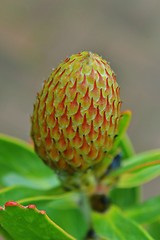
xmin=31 ymin=51 xmax=121 ymax=172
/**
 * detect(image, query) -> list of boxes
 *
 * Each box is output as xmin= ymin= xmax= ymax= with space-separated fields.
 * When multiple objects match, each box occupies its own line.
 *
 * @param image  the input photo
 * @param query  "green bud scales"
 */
xmin=31 ymin=51 xmax=121 ymax=173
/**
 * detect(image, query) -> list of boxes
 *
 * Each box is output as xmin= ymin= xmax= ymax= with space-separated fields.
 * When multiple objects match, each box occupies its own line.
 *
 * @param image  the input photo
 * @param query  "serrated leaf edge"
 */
xmin=0 ymin=201 xmax=75 ymax=240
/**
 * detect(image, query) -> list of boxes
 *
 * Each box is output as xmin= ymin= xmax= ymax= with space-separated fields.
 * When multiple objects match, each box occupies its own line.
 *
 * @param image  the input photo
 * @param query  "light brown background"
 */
xmin=0 ymin=0 xmax=160 ymax=199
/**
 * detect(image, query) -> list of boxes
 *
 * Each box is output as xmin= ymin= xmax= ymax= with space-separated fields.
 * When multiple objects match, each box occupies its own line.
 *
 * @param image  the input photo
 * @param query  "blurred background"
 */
xmin=0 ymin=0 xmax=160 ymax=199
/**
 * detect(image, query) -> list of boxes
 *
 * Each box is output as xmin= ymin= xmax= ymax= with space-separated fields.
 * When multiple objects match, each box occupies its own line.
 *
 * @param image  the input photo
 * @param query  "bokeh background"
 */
xmin=0 ymin=0 xmax=160 ymax=199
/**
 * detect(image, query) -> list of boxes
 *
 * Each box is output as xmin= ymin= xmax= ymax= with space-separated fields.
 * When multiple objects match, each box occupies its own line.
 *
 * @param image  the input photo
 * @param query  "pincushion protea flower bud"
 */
xmin=31 ymin=51 xmax=121 ymax=173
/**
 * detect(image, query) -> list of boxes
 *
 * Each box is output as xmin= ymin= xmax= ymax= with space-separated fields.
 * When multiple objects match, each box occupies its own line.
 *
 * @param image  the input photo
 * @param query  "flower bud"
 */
xmin=31 ymin=51 xmax=121 ymax=173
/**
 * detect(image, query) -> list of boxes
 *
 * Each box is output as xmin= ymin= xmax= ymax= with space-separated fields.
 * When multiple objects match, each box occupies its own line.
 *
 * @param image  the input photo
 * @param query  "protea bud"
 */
xmin=31 ymin=51 xmax=121 ymax=174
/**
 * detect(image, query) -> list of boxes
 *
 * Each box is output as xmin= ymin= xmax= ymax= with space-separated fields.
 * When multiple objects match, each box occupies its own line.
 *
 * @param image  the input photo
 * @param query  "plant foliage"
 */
xmin=0 ymin=114 xmax=160 ymax=240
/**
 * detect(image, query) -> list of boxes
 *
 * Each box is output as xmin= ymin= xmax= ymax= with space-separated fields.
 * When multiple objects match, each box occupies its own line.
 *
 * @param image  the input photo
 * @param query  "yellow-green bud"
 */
xmin=31 ymin=51 xmax=121 ymax=173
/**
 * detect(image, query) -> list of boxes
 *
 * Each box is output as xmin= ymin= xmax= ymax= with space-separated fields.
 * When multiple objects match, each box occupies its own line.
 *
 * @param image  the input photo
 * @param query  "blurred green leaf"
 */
xmin=147 ymin=219 xmax=160 ymax=240
xmin=110 ymin=111 xmax=132 ymax=154
xmin=0 ymin=185 xmax=46 ymax=205
xmin=0 ymin=185 xmax=64 ymax=205
xmin=109 ymin=132 xmax=140 ymax=208
xmin=109 ymin=187 xmax=140 ymax=209
xmin=119 ymin=133 xmax=135 ymax=160
xmin=0 ymin=226 xmax=13 ymax=240
xmin=118 ymin=165 xmax=160 ymax=188
xmin=0 ymin=134 xmax=60 ymax=190
xmin=18 ymin=192 xmax=90 ymax=240
xmin=126 ymin=195 xmax=160 ymax=224
xmin=0 ymin=185 xmax=89 ymax=240
xmin=106 ymin=112 xmax=140 ymax=201
xmin=108 ymin=149 xmax=160 ymax=188
xmin=92 ymin=206 xmax=153 ymax=240
xmin=0 ymin=202 xmax=75 ymax=240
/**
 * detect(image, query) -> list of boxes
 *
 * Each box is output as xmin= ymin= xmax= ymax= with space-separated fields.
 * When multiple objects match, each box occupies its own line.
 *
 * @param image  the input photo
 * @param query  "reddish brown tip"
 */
xmin=27 ymin=204 xmax=36 ymax=209
xmin=5 ymin=201 xmax=18 ymax=207
xmin=39 ymin=210 xmax=46 ymax=214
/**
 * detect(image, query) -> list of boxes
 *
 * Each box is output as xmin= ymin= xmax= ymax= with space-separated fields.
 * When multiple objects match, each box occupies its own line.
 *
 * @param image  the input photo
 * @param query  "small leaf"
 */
xmin=110 ymin=110 xmax=132 ymax=154
xmin=109 ymin=133 xmax=140 ymax=208
xmin=0 ymin=134 xmax=60 ymax=190
xmin=126 ymin=195 xmax=160 ymax=224
xmin=119 ymin=133 xmax=135 ymax=160
xmin=92 ymin=206 xmax=154 ymax=240
xmin=108 ymin=149 xmax=160 ymax=188
xmin=0 ymin=201 xmax=75 ymax=240
xmin=117 ymin=165 xmax=160 ymax=188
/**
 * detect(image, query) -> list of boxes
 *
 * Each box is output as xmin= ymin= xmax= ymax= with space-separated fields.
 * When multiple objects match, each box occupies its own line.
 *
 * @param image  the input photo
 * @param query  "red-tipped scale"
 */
xmin=31 ymin=51 xmax=121 ymax=173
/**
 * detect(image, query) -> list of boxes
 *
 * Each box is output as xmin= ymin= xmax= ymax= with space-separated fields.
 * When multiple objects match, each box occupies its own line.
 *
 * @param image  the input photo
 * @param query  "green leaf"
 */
xmin=0 ymin=202 xmax=75 ymax=240
xmin=0 ymin=134 xmax=60 ymax=190
xmin=110 ymin=110 xmax=132 ymax=154
xmin=0 ymin=185 xmax=89 ymax=240
xmin=108 ymin=149 xmax=160 ymax=188
xmin=92 ymin=206 xmax=154 ymax=240
xmin=109 ymin=133 xmax=140 ymax=208
xmin=109 ymin=187 xmax=140 ymax=209
xmin=118 ymin=166 xmax=160 ymax=188
xmin=0 ymin=225 xmax=13 ymax=240
xmin=0 ymin=185 xmax=64 ymax=205
xmin=126 ymin=195 xmax=160 ymax=224
xmin=18 ymin=192 xmax=90 ymax=240
xmin=0 ymin=185 xmax=46 ymax=205
xmin=119 ymin=133 xmax=135 ymax=160
xmin=147 ymin=220 xmax=160 ymax=240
